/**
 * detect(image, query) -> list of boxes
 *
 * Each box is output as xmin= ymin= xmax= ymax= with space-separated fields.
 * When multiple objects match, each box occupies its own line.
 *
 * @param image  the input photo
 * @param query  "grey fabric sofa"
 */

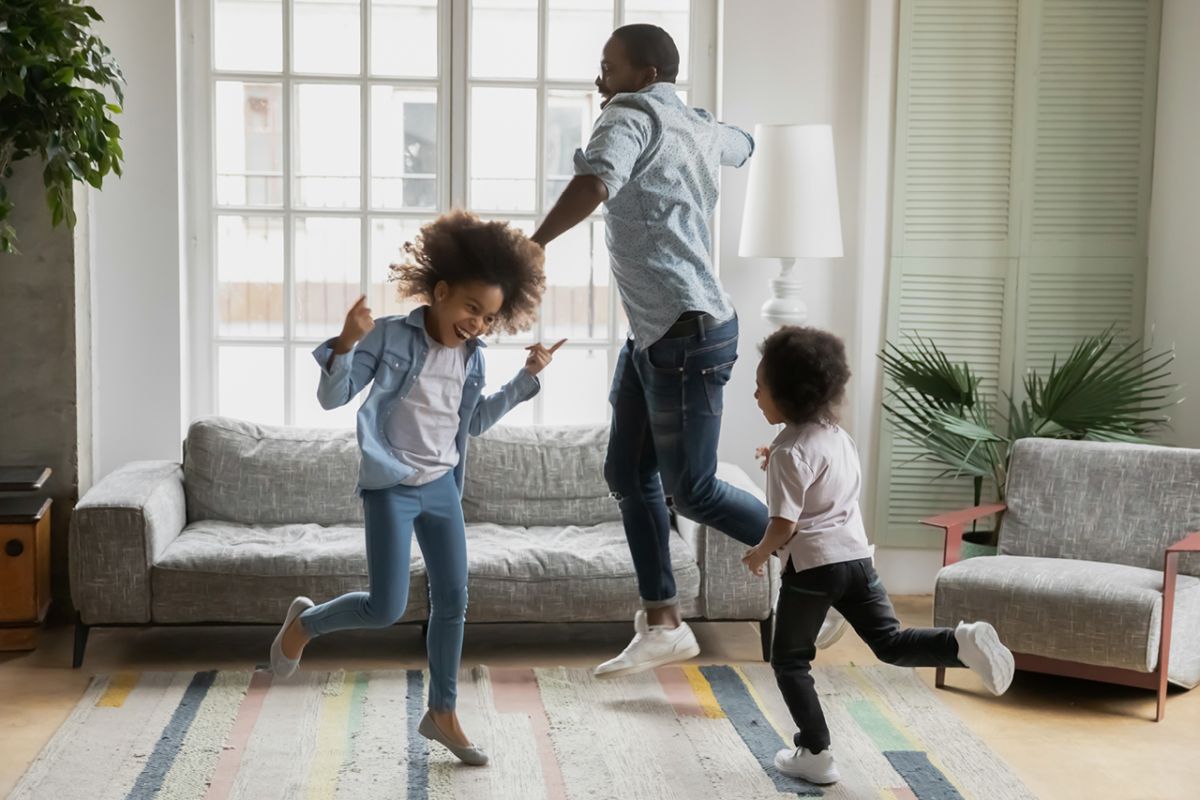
xmin=69 ymin=417 xmax=778 ymax=666
xmin=925 ymin=438 xmax=1200 ymax=720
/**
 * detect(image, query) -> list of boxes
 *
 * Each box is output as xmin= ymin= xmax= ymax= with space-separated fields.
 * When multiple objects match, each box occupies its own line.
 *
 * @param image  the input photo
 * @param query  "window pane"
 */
xmin=371 ymin=86 xmax=438 ymax=210
xmin=545 ymin=89 xmax=603 ymax=208
xmin=218 ymin=345 xmax=284 ymax=425
xmin=215 ymin=82 xmax=284 ymax=207
xmin=471 ymin=0 xmax=537 ymax=78
xmin=482 ymin=347 xmax=535 ymax=426
xmin=295 ymin=217 xmax=362 ymax=339
xmin=293 ymin=346 xmax=361 ymax=428
xmin=371 ymin=0 xmax=438 ymax=77
xmin=470 ymin=87 xmax=536 ymax=212
xmin=295 ymin=84 xmax=361 ymax=208
xmin=369 ymin=217 xmax=427 ymax=317
xmin=214 ymin=0 xmax=282 ymax=72
xmin=541 ymin=220 xmax=610 ymax=341
xmin=624 ymin=0 xmax=689 ymax=81
xmin=541 ymin=348 xmax=610 ymax=425
xmin=293 ymin=0 xmax=360 ymax=74
xmin=547 ymin=0 xmax=611 ymax=80
xmin=217 ymin=216 xmax=284 ymax=337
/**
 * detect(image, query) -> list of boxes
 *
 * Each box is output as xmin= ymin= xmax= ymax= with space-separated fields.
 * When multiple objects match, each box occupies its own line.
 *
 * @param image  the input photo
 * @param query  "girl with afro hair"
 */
xmin=270 ymin=210 xmax=561 ymax=766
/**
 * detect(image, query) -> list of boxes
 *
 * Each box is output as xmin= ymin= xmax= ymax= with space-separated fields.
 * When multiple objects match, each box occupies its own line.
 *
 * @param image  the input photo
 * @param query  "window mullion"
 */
xmin=532 ymin=0 xmax=549 ymax=424
xmin=360 ymin=0 xmax=370 ymax=310
xmin=282 ymin=0 xmax=295 ymax=426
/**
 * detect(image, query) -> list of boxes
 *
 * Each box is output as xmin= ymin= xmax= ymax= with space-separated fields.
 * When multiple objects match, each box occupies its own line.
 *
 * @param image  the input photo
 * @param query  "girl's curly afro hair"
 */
xmin=759 ymin=326 xmax=851 ymax=426
xmin=389 ymin=210 xmax=546 ymax=335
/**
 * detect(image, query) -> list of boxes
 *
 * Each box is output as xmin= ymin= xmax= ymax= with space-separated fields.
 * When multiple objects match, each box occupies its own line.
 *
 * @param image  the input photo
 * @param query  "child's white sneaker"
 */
xmin=815 ymin=609 xmax=848 ymax=649
xmin=774 ymin=746 xmax=840 ymax=784
xmin=955 ymin=620 xmax=1014 ymax=695
xmin=593 ymin=610 xmax=700 ymax=679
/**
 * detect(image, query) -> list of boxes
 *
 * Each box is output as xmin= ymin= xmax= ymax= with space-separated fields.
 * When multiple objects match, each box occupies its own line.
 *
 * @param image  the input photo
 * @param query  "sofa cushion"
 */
xmin=184 ymin=417 xmax=361 ymax=526
xmin=934 ymin=554 xmax=1200 ymax=686
xmin=462 ymin=424 xmax=620 ymax=526
xmin=151 ymin=521 xmax=426 ymax=623
xmin=462 ymin=520 xmax=700 ymax=622
xmin=1003 ymin=438 xmax=1200 ymax=576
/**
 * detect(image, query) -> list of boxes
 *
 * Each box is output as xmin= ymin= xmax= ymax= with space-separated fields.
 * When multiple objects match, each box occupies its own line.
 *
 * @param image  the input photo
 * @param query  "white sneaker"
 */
xmin=815 ymin=609 xmax=848 ymax=649
xmin=594 ymin=610 xmax=701 ymax=679
xmin=774 ymin=746 xmax=840 ymax=784
xmin=955 ymin=620 xmax=1014 ymax=696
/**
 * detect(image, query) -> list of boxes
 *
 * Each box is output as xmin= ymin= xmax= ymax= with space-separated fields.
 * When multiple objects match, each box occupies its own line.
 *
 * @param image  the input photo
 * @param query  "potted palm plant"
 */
xmin=880 ymin=329 xmax=1179 ymax=556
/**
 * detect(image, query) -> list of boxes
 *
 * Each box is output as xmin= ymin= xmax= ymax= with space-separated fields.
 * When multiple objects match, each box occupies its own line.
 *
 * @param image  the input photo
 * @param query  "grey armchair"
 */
xmin=924 ymin=438 xmax=1200 ymax=720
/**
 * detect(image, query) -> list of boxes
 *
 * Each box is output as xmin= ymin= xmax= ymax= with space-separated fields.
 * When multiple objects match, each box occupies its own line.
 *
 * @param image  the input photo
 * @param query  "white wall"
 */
xmin=718 ymin=0 xmax=940 ymax=592
xmin=1146 ymin=0 xmax=1200 ymax=449
xmin=89 ymin=0 xmax=186 ymax=477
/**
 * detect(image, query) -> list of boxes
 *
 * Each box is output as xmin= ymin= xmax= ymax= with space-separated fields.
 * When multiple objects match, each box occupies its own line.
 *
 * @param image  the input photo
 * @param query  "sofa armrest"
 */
xmin=70 ymin=461 xmax=186 ymax=624
xmin=688 ymin=462 xmax=778 ymax=621
xmin=921 ymin=502 xmax=1007 ymax=567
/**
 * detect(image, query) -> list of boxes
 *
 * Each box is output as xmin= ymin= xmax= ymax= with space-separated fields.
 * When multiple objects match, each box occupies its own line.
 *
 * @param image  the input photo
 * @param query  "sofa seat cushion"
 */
xmin=151 ymin=521 xmax=427 ymax=624
xmin=462 ymin=521 xmax=700 ymax=622
xmin=934 ymin=555 xmax=1200 ymax=685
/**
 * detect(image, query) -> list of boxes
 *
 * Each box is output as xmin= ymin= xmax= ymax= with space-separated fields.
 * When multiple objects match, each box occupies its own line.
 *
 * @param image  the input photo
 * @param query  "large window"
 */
xmin=185 ymin=0 xmax=715 ymax=428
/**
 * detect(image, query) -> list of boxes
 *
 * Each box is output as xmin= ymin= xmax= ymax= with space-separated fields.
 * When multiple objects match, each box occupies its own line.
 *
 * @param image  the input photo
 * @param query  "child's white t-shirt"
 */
xmin=384 ymin=332 xmax=466 ymax=486
xmin=766 ymin=422 xmax=873 ymax=572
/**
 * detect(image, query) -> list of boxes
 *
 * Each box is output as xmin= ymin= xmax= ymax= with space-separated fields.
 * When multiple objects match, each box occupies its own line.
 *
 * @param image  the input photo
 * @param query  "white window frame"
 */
xmin=183 ymin=0 xmax=718 ymax=426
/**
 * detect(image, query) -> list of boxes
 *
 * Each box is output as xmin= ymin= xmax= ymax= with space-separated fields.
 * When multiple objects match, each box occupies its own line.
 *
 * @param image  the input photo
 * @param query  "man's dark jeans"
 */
xmin=773 ymin=557 xmax=964 ymax=752
xmin=604 ymin=314 xmax=768 ymax=605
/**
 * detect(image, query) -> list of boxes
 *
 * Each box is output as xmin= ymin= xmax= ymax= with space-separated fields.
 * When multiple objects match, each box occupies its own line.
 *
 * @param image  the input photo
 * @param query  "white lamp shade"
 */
xmin=738 ymin=124 xmax=844 ymax=259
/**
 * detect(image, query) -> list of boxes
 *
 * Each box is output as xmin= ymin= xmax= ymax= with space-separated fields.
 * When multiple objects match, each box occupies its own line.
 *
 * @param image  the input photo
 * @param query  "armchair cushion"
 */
xmin=934 ymin=555 xmax=1200 ymax=687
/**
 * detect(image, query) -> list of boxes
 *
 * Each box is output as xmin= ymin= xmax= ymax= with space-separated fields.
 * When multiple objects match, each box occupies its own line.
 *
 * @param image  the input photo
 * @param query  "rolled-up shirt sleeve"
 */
xmin=719 ymin=122 xmax=755 ymax=167
xmin=573 ymin=101 xmax=651 ymax=199
xmin=766 ymin=448 xmax=815 ymax=522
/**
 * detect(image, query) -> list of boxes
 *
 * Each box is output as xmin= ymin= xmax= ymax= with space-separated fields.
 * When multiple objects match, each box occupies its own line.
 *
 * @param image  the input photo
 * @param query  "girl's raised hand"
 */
xmin=523 ymin=339 xmax=567 ymax=376
xmin=337 ymin=295 xmax=375 ymax=351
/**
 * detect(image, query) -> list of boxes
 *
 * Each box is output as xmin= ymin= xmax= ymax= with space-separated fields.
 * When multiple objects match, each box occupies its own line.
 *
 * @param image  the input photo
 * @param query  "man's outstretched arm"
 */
xmin=530 ymin=175 xmax=608 ymax=248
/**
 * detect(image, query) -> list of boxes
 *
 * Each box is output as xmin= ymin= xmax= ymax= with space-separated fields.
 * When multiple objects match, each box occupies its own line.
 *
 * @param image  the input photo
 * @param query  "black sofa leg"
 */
xmin=73 ymin=614 xmax=90 ymax=669
xmin=760 ymin=612 xmax=773 ymax=662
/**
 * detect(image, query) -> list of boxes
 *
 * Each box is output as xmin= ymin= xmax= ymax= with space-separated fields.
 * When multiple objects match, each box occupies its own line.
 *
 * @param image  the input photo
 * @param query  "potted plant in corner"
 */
xmin=1 ymin=0 xmax=125 ymax=254
xmin=880 ymin=329 xmax=1180 ymax=557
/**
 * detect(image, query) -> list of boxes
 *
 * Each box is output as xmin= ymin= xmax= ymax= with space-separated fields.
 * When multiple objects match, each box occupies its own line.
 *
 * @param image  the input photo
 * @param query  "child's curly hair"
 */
xmin=759 ymin=327 xmax=851 ymax=426
xmin=389 ymin=210 xmax=545 ymax=335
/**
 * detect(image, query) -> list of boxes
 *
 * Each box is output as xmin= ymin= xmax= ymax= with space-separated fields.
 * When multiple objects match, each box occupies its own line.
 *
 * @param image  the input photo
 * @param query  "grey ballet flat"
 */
xmin=417 ymin=711 xmax=489 ymax=766
xmin=269 ymin=596 xmax=313 ymax=678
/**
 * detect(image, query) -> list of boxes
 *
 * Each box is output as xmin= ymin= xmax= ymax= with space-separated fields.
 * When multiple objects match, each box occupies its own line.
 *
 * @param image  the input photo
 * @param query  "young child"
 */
xmin=742 ymin=327 xmax=1014 ymax=786
xmin=269 ymin=210 xmax=561 ymax=767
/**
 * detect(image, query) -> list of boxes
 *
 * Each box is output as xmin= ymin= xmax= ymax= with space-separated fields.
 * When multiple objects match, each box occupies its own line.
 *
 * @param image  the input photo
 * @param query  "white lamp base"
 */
xmin=761 ymin=258 xmax=808 ymax=327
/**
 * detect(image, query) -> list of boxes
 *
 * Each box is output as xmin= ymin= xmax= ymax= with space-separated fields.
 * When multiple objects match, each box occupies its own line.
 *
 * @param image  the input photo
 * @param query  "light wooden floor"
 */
xmin=2 ymin=596 xmax=1197 ymax=799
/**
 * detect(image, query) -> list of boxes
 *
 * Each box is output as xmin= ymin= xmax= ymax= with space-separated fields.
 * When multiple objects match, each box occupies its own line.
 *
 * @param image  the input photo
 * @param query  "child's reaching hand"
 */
xmin=523 ymin=338 xmax=566 ymax=376
xmin=755 ymin=446 xmax=771 ymax=471
xmin=742 ymin=545 xmax=772 ymax=577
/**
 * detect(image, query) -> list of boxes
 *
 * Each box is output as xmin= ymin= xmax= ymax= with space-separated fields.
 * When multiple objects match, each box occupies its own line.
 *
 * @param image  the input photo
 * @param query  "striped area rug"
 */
xmin=11 ymin=664 xmax=1033 ymax=799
